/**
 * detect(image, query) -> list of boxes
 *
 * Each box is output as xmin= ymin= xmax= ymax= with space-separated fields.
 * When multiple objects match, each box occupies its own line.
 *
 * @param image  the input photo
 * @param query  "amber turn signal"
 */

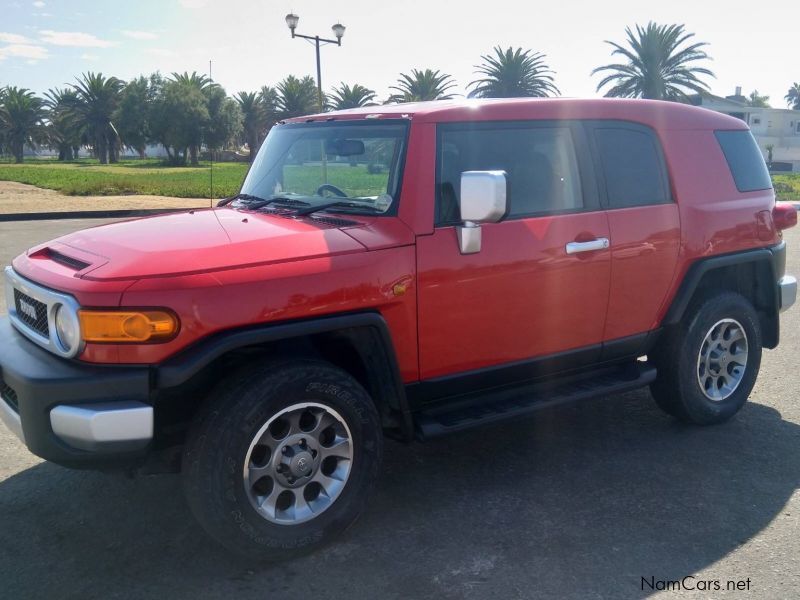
xmin=78 ymin=310 xmax=179 ymax=343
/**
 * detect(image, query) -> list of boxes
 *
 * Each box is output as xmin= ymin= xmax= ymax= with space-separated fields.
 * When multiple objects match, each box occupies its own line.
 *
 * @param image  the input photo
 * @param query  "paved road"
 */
xmin=0 ymin=218 xmax=116 ymax=314
xmin=1 ymin=218 xmax=799 ymax=599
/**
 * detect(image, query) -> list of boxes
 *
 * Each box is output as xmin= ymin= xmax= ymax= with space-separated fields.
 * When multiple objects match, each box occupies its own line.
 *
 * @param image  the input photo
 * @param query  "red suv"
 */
xmin=1 ymin=98 xmax=796 ymax=558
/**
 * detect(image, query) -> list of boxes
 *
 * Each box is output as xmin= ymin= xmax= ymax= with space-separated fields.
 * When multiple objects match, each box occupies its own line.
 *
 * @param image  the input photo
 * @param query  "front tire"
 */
xmin=650 ymin=292 xmax=762 ymax=425
xmin=182 ymin=360 xmax=382 ymax=560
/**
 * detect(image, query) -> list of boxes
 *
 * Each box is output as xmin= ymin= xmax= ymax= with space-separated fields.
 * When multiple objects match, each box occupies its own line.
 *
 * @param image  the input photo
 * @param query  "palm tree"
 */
xmin=113 ymin=76 xmax=154 ymax=159
xmin=746 ymin=90 xmax=770 ymax=108
xmin=785 ymin=83 xmax=800 ymax=109
xmin=469 ymin=47 xmax=559 ymax=98
xmin=329 ymin=83 xmax=377 ymax=109
xmin=259 ymin=85 xmax=281 ymax=131
xmin=277 ymin=75 xmax=319 ymax=119
xmin=203 ymin=86 xmax=241 ymax=161
xmin=0 ymin=87 xmax=47 ymax=162
xmin=70 ymin=72 xmax=124 ymax=163
xmin=44 ymin=87 xmax=82 ymax=160
xmin=390 ymin=69 xmax=456 ymax=102
xmin=593 ymin=22 xmax=714 ymax=101
xmin=169 ymin=72 xmax=213 ymax=165
xmin=170 ymin=71 xmax=212 ymax=91
xmin=235 ymin=91 xmax=266 ymax=162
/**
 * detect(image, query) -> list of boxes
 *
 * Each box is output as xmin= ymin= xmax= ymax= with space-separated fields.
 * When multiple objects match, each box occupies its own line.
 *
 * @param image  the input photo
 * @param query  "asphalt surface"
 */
xmin=1 ymin=218 xmax=799 ymax=599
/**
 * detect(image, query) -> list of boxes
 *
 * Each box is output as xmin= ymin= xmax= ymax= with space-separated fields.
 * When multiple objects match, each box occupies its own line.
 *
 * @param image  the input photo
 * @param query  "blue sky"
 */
xmin=1 ymin=0 xmax=798 ymax=107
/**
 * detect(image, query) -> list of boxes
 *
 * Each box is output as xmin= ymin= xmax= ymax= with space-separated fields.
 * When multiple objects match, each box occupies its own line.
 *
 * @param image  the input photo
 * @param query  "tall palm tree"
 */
xmin=113 ymin=76 xmax=154 ymax=159
xmin=785 ymin=83 xmax=800 ymax=109
xmin=390 ymin=69 xmax=456 ymax=102
xmin=235 ymin=91 xmax=266 ymax=162
xmin=259 ymin=85 xmax=281 ymax=131
xmin=592 ymin=22 xmax=714 ymax=101
xmin=168 ymin=72 xmax=214 ymax=165
xmin=746 ymin=90 xmax=770 ymax=108
xmin=329 ymin=83 xmax=377 ymax=109
xmin=277 ymin=75 xmax=319 ymax=119
xmin=203 ymin=85 xmax=241 ymax=159
xmin=70 ymin=72 xmax=124 ymax=163
xmin=170 ymin=71 xmax=212 ymax=91
xmin=469 ymin=47 xmax=559 ymax=98
xmin=44 ymin=87 xmax=82 ymax=160
xmin=0 ymin=87 xmax=47 ymax=162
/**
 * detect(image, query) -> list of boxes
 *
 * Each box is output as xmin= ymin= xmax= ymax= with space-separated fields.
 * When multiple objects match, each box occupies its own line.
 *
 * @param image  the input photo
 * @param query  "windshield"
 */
xmin=239 ymin=120 xmax=408 ymax=215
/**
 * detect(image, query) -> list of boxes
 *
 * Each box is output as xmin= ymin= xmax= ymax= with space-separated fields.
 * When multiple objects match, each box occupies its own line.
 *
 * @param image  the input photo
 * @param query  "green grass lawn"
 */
xmin=773 ymin=173 xmax=800 ymax=202
xmin=283 ymin=164 xmax=391 ymax=198
xmin=0 ymin=159 xmax=390 ymax=199
xmin=0 ymin=158 xmax=248 ymax=198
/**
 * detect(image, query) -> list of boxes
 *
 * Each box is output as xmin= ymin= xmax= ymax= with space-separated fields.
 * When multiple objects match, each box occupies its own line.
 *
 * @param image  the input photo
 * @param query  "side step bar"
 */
xmin=415 ymin=362 xmax=656 ymax=439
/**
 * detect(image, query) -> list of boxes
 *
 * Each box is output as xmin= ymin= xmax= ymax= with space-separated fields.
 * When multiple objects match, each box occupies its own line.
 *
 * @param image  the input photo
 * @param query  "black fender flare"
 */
xmin=661 ymin=242 xmax=784 ymax=347
xmin=153 ymin=311 xmax=412 ymax=438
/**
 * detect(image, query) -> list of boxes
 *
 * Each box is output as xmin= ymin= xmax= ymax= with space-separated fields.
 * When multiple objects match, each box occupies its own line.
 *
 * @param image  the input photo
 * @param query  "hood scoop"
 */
xmin=26 ymin=242 xmax=104 ymax=276
xmin=46 ymin=249 xmax=92 ymax=271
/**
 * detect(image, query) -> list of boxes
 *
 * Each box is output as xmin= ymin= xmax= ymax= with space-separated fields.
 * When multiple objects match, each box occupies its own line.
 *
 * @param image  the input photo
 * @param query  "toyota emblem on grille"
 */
xmin=18 ymin=298 xmax=38 ymax=321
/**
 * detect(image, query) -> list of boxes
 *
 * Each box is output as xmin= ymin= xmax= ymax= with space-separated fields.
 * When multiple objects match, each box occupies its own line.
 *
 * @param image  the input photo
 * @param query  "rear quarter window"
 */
xmin=592 ymin=125 xmax=671 ymax=209
xmin=715 ymin=130 xmax=772 ymax=192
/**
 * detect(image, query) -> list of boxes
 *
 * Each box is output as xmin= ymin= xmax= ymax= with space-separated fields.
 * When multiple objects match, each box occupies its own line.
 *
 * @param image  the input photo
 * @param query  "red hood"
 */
xmin=42 ymin=208 xmax=368 ymax=281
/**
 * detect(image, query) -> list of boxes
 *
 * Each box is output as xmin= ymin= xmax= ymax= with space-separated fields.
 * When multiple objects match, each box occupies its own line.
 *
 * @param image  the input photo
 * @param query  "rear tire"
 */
xmin=182 ymin=360 xmax=382 ymax=560
xmin=650 ymin=292 xmax=762 ymax=425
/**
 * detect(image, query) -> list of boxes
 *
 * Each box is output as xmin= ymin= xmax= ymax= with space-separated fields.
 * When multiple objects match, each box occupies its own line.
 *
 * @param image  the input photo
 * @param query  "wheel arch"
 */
xmin=154 ymin=312 xmax=413 ymax=440
xmin=662 ymin=244 xmax=782 ymax=348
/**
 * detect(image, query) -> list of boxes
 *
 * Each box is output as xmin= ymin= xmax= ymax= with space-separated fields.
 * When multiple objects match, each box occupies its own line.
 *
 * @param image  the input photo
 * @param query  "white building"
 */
xmin=693 ymin=87 xmax=800 ymax=171
xmin=119 ymin=144 xmax=169 ymax=159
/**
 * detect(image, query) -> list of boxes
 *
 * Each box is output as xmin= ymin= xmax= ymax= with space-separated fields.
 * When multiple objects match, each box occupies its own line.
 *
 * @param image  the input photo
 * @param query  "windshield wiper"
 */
xmin=218 ymin=193 xmax=310 ymax=210
xmin=295 ymin=201 xmax=383 ymax=217
xmin=247 ymin=197 xmax=311 ymax=210
xmin=217 ymin=193 xmax=269 ymax=207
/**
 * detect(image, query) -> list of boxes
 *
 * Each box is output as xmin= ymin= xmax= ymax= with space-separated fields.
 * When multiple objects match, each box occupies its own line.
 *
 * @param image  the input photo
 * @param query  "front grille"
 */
xmin=13 ymin=288 xmax=49 ymax=337
xmin=0 ymin=376 xmax=18 ymax=413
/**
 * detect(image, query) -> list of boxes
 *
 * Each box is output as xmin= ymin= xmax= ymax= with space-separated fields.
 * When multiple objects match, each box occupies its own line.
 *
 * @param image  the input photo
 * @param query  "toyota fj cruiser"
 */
xmin=0 ymin=98 xmax=796 ymax=558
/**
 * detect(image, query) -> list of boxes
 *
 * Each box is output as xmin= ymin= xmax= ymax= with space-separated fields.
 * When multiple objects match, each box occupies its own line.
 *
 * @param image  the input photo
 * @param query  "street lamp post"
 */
xmin=285 ymin=13 xmax=345 ymax=112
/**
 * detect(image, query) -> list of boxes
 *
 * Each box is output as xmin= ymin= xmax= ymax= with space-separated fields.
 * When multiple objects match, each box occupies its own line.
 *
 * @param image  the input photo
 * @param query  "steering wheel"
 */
xmin=316 ymin=183 xmax=348 ymax=198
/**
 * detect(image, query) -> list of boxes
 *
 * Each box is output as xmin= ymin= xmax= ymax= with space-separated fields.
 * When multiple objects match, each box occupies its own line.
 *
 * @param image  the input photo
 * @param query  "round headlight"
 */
xmin=54 ymin=304 xmax=80 ymax=352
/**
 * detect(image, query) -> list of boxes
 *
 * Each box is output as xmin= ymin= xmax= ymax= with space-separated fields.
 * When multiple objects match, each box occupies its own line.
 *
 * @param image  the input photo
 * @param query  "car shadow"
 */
xmin=1 ymin=390 xmax=798 ymax=600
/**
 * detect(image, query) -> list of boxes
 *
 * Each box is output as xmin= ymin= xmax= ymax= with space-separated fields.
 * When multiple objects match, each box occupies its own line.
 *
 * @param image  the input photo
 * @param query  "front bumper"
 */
xmin=0 ymin=317 xmax=153 ymax=468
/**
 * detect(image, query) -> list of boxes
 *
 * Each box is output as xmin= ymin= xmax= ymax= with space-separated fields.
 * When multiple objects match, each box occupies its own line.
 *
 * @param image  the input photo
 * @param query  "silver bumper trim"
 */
xmin=50 ymin=401 xmax=153 ymax=452
xmin=0 ymin=397 xmax=24 ymax=444
xmin=779 ymin=275 xmax=797 ymax=313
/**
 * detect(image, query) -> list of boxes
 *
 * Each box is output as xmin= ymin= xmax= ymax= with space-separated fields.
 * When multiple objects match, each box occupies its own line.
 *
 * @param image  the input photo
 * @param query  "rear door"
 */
xmin=584 ymin=121 xmax=681 ymax=352
xmin=416 ymin=121 xmax=612 ymax=382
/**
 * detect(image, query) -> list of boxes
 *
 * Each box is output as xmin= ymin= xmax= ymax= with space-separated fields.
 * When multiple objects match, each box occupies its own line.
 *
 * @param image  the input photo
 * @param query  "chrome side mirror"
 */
xmin=457 ymin=170 xmax=507 ymax=254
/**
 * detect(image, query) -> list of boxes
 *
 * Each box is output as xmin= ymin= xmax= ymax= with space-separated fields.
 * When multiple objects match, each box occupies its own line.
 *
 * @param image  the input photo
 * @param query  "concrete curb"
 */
xmin=0 ymin=208 xmax=191 ymax=222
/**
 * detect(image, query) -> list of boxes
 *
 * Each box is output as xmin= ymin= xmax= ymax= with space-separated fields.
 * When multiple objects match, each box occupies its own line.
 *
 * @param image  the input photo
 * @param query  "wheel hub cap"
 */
xmin=242 ymin=402 xmax=354 ymax=525
xmin=696 ymin=318 xmax=749 ymax=401
xmin=293 ymin=453 xmax=311 ymax=475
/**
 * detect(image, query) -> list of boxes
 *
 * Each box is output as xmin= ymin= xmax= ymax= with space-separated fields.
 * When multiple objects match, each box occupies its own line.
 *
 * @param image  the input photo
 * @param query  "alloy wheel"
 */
xmin=242 ymin=402 xmax=353 ymax=525
xmin=696 ymin=318 xmax=749 ymax=401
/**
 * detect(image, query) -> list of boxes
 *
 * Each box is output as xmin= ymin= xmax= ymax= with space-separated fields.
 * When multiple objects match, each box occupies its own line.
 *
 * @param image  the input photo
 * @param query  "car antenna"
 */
xmin=209 ymin=58 xmax=213 ymax=208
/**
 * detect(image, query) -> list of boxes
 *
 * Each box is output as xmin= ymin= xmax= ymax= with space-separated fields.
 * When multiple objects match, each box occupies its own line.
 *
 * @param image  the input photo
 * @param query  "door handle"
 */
xmin=565 ymin=238 xmax=610 ymax=255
